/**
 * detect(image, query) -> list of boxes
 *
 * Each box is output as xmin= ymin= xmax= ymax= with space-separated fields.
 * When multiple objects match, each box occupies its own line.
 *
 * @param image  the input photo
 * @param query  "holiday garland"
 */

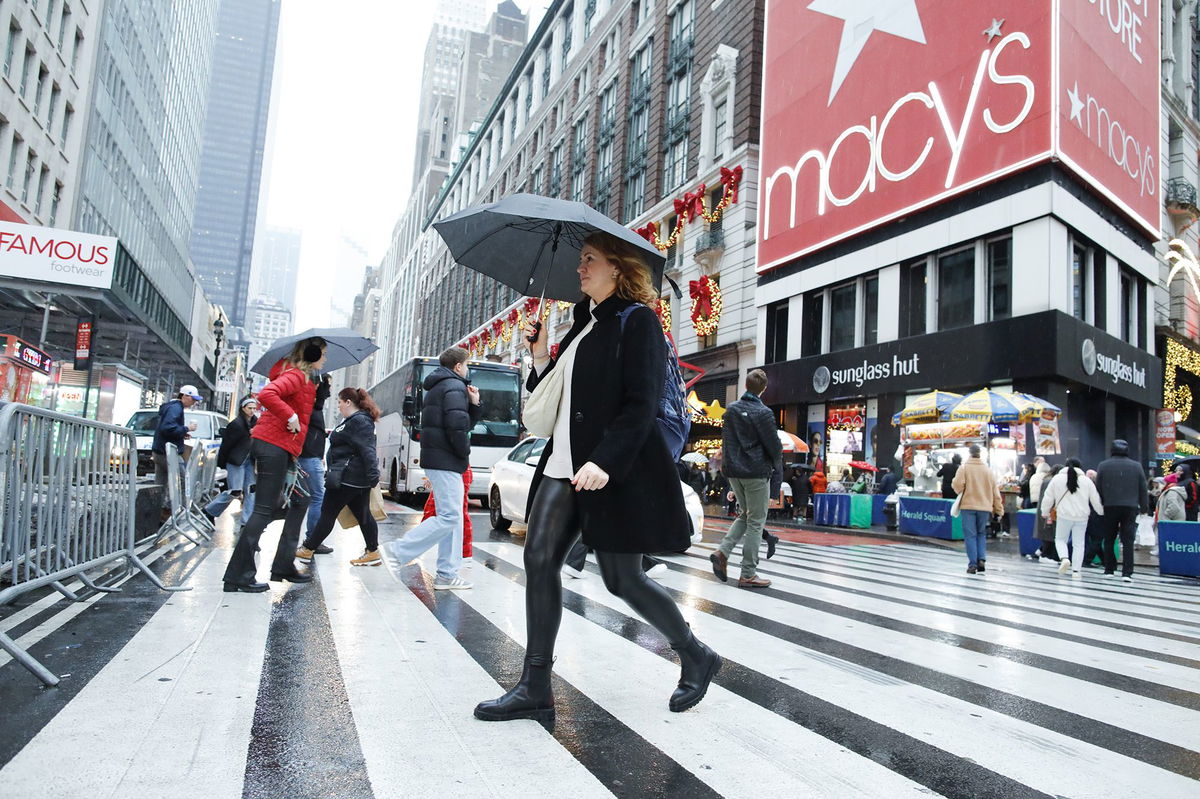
xmin=458 ymin=165 xmax=742 ymax=356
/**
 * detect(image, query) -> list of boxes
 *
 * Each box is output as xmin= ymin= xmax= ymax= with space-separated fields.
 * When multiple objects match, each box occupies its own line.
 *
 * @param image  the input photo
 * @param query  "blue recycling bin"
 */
xmin=813 ymin=493 xmax=850 ymax=526
xmin=898 ymin=496 xmax=963 ymax=540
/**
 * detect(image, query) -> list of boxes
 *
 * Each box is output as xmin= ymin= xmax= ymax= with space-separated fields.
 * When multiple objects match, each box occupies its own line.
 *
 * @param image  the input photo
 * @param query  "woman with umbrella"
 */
xmin=474 ymin=231 xmax=721 ymax=726
xmin=222 ymin=337 xmax=326 ymax=592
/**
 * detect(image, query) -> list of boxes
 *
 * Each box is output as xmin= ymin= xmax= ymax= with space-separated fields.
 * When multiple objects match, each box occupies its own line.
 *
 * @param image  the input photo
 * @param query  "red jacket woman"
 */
xmin=223 ymin=337 xmax=326 ymax=592
xmin=252 ymin=359 xmax=318 ymax=456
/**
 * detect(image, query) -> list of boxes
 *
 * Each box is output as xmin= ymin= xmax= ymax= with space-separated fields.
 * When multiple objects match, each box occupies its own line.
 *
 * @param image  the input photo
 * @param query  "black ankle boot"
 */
xmin=670 ymin=633 xmax=722 ymax=712
xmin=474 ymin=656 xmax=555 ymax=727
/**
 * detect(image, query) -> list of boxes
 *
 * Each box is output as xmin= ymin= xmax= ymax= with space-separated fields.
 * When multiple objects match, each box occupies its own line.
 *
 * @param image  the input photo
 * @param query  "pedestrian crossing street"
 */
xmin=1 ymin=513 xmax=1198 ymax=798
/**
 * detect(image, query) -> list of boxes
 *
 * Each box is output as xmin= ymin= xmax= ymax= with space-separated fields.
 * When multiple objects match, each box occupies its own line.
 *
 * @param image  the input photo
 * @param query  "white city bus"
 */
xmin=372 ymin=357 xmax=522 ymax=505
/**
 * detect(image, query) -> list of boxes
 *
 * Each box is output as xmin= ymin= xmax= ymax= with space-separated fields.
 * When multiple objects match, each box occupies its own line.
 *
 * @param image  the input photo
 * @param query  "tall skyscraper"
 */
xmin=252 ymin=225 xmax=301 ymax=312
xmin=411 ymin=0 xmax=487 ymax=190
xmin=189 ymin=0 xmax=282 ymax=327
xmin=247 ymin=294 xmax=292 ymax=373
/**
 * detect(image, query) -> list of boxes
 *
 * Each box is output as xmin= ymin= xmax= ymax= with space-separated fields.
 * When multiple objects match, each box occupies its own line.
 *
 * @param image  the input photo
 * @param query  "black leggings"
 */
xmin=223 ymin=440 xmax=309 ymax=584
xmin=303 ymin=484 xmax=379 ymax=551
xmin=524 ymin=478 xmax=690 ymax=666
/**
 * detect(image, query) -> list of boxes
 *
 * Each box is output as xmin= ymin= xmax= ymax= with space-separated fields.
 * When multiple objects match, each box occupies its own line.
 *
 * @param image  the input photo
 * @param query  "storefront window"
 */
xmin=1120 ymin=268 xmax=1135 ymax=343
xmin=864 ymin=275 xmax=878 ymax=345
xmin=937 ymin=248 xmax=974 ymax=331
xmin=988 ymin=237 xmax=1011 ymax=320
xmin=1072 ymin=242 xmax=1089 ymax=321
xmin=900 ymin=258 xmax=926 ymax=338
xmin=802 ymin=291 xmax=823 ymax=356
xmin=764 ymin=299 xmax=789 ymax=363
xmin=829 ymin=282 xmax=856 ymax=351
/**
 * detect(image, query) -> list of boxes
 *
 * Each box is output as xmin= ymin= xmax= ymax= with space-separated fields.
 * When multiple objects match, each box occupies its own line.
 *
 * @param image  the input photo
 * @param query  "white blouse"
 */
xmin=543 ymin=304 xmax=596 ymax=480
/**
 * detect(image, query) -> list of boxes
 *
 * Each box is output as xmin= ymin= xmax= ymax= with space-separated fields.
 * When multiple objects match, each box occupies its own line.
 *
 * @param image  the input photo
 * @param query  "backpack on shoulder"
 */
xmin=618 ymin=305 xmax=691 ymax=460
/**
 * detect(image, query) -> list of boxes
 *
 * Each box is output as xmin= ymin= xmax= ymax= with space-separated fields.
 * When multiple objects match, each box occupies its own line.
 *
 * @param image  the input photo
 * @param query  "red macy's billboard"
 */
xmin=758 ymin=1 xmax=1160 ymax=273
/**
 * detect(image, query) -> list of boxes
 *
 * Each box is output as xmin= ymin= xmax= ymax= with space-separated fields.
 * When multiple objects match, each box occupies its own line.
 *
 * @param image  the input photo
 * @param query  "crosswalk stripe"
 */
xmin=447 ymin=545 xmax=947 ymax=799
xmin=694 ymin=544 xmax=1200 ymax=663
xmin=764 ymin=534 xmax=1200 ymax=602
xmin=743 ymin=538 xmax=1200 ymax=617
xmin=678 ymin=546 xmax=1200 ymax=704
xmin=0 ymin=549 xmax=269 ymax=799
xmin=752 ymin=543 xmax=1200 ymax=638
xmin=318 ymin=528 xmax=613 ymax=799
xmin=474 ymin=541 xmax=1200 ymax=798
xmin=641 ymin=551 xmax=1200 ymax=753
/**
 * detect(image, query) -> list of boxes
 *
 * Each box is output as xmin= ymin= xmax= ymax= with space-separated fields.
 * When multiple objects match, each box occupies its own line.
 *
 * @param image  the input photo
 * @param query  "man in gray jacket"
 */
xmin=710 ymin=369 xmax=782 ymax=588
xmin=1094 ymin=439 xmax=1147 ymax=582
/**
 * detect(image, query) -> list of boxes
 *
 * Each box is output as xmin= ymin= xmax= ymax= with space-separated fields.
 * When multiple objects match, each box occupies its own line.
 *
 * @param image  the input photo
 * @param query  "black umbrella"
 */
xmin=250 ymin=327 xmax=379 ymax=377
xmin=432 ymin=193 xmax=671 ymax=302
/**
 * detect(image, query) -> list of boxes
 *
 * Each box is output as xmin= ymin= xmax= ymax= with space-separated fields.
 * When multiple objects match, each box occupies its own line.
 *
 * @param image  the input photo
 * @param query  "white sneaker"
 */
xmin=1121 ymin=575 xmax=1133 ymax=583
xmin=646 ymin=563 xmax=669 ymax=579
xmin=1057 ymin=559 xmax=1070 ymax=575
xmin=433 ymin=575 xmax=472 ymax=590
xmin=1071 ymin=570 xmax=1082 ymax=578
xmin=563 ymin=564 xmax=586 ymax=579
xmin=460 ymin=560 xmax=474 ymax=570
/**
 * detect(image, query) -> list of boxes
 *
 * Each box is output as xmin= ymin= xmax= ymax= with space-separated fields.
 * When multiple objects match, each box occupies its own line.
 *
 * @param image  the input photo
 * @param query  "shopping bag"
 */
xmin=1135 ymin=513 xmax=1156 ymax=546
xmin=949 ymin=495 xmax=963 ymax=517
xmin=370 ymin=485 xmax=388 ymax=521
xmin=337 ymin=506 xmax=358 ymax=529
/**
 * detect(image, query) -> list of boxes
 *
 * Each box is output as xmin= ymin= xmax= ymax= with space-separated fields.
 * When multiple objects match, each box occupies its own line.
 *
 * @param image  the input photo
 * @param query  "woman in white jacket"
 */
xmin=1040 ymin=458 xmax=1104 ymax=576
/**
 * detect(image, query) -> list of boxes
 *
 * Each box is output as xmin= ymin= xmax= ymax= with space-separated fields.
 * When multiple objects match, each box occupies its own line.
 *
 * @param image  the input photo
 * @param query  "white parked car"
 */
xmin=124 ymin=408 xmax=227 ymax=476
xmin=488 ymin=436 xmax=705 ymax=541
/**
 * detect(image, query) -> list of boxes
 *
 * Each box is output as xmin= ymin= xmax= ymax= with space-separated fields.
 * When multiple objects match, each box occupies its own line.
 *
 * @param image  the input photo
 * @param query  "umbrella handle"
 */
xmin=526 ymin=320 xmax=542 ymax=344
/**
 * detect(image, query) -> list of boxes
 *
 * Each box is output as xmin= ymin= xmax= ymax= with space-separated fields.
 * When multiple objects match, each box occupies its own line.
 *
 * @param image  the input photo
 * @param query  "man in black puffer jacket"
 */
xmin=1095 ymin=439 xmax=1147 ymax=582
xmin=383 ymin=347 xmax=482 ymax=588
xmin=710 ymin=369 xmax=782 ymax=588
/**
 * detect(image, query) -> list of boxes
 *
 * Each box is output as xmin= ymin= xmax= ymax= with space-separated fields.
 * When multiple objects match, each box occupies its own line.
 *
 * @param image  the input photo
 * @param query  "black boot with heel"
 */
xmin=474 ymin=656 xmax=555 ymax=728
xmin=670 ymin=633 xmax=721 ymax=712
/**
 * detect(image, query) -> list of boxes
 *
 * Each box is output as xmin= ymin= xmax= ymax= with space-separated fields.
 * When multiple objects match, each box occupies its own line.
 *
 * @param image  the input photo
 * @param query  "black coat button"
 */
xmin=573 ymin=412 xmax=584 ymax=422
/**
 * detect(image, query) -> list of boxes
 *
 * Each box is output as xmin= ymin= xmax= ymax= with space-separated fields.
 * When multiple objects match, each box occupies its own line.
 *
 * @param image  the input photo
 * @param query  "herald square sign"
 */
xmin=758 ymin=0 xmax=1161 ymax=273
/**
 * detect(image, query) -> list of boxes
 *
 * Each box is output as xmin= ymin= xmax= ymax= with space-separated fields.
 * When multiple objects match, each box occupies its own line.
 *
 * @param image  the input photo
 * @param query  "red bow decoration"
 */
xmin=492 ymin=319 xmax=504 ymax=337
xmin=689 ymin=277 xmax=713 ymax=319
xmin=480 ymin=329 xmax=491 ymax=345
xmin=635 ymin=221 xmax=659 ymax=243
xmin=680 ymin=186 xmax=706 ymax=223
xmin=550 ymin=343 xmax=561 ymax=359
xmin=507 ymin=308 xmax=520 ymax=324
xmin=469 ymin=335 xmax=479 ymax=350
xmin=720 ymin=166 xmax=743 ymax=204
xmin=673 ymin=197 xmax=689 ymax=220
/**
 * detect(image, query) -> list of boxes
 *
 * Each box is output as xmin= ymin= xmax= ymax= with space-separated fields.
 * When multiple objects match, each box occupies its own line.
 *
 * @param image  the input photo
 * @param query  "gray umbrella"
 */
xmin=250 ymin=327 xmax=379 ymax=377
xmin=432 ymin=193 xmax=671 ymax=302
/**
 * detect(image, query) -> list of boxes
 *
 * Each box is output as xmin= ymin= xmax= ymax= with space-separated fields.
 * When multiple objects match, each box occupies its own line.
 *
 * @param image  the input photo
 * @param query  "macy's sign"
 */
xmin=765 ymin=30 xmax=1035 ymax=240
xmin=0 ymin=220 xmax=117 ymax=290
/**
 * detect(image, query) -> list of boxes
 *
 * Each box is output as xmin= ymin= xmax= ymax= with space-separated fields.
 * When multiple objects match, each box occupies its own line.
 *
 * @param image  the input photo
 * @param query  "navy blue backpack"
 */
xmin=618 ymin=305 xmax=692 ymax=460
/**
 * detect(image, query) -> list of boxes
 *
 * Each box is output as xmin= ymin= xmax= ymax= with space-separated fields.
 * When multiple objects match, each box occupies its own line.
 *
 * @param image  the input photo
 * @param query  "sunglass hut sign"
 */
xmin=758 ymin=1 xmax=1161 ymax=272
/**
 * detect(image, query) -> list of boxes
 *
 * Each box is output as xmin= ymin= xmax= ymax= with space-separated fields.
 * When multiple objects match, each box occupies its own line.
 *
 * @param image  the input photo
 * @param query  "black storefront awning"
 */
xmin=761 ymin=310 xmax=1162 ymax=409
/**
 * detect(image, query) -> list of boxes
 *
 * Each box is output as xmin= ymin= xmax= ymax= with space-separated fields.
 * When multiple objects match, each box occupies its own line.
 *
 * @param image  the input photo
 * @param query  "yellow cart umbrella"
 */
xmin=890 ymin=391 xmax=963 ymax=426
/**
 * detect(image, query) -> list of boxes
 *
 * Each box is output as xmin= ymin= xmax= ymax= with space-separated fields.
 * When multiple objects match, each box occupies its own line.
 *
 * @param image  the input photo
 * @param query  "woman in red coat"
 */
xmin=223 ymin=337 xmax=326 ymax=592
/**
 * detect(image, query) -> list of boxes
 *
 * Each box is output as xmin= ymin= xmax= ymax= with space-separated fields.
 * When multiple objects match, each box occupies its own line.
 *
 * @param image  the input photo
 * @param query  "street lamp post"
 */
xmin=212 ymin=318 xmax=226 ymax=414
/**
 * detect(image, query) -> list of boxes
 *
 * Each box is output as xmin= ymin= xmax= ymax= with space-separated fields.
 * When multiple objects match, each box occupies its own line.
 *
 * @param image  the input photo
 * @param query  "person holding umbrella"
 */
xmin=473 ymin=231 xmax=720 ymax=726
xmin=222 ymin=337 xmax=326 ymax=592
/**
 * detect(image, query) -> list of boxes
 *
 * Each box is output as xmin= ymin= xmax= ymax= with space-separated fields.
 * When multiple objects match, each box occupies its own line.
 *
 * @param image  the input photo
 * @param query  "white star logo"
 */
xmin=983 ymin=18 xmax=1004 ymax=42
xmin=1067 ymin=81 xmax=1085 ymax=126
xmin=808 ymin=0 xmax=927 ymax=105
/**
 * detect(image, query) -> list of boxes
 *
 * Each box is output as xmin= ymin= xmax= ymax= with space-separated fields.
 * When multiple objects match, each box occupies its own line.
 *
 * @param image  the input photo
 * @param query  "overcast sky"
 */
xmin=258 ymin=0 xmax=547 ymax=331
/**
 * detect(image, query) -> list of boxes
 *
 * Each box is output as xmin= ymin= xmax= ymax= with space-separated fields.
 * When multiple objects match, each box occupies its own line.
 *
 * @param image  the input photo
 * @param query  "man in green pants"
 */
xmin=710 ymin=369 xmax=782 ymax=588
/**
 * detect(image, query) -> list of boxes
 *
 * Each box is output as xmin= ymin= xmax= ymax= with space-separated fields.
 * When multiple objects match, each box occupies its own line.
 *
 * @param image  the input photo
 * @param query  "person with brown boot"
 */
xmin=710 ymin=369 xmax=782 ymax=589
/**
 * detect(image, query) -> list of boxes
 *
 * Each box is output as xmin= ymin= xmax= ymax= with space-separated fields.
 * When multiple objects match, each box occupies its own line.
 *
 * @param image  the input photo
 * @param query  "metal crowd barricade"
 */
xmin=0 ymin=403 xmax=190 ymax=686
xmin=155 ymin=443 xmax=212 ymax=545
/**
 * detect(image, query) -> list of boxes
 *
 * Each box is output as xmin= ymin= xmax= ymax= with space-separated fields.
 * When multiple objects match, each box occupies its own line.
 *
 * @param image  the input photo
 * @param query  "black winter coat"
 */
xmin=216 ymin=414 xmax=255 ymax=468
xmin=721 ymin=392 xmax=783 ymax=479
xmin=325 ymin=410 xmax=380 ymax=488
xmin=301 ymin=377 xmax=331 ymax=459
xmin=420 ymin=366 xmax=483 ymax=473
xmin=1095 ymin=454 xmax=1148 ymax=511
xmin=527 ymin=296 xmax=691 ymax=553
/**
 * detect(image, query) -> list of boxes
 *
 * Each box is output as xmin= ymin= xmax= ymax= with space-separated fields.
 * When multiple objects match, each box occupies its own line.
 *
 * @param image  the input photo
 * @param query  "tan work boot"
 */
xmin=295 ymin=546 xmax=315 ymax=563
xmin=350 ymin=549 xmax=382 ymax=567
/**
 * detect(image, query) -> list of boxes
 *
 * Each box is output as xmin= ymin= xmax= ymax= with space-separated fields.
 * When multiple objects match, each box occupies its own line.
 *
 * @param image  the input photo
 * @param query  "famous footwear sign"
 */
xmin=0 ymin=220 xmax=117 ymax=290
xmin=757 ymin=0 xmax=1161 ymax=272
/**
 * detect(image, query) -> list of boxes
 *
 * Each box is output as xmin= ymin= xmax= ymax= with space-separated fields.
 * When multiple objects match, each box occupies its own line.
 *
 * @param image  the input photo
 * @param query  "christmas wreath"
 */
xmin=689 ymin=276 xmax=722 ymax=337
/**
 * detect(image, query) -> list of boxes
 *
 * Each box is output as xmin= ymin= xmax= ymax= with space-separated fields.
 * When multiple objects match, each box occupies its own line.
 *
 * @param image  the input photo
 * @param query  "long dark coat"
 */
xmin=526 ymin=295 xmax=691 ymax=553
